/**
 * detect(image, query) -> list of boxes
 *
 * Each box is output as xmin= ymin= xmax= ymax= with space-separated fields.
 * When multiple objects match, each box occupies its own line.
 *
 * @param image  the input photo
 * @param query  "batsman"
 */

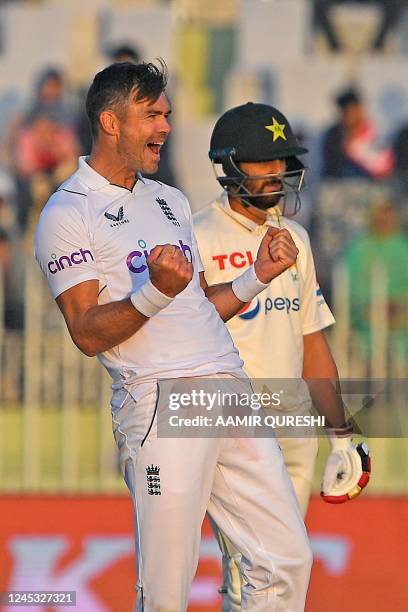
xmin=194 ymin=102 xmax=371 ymax=611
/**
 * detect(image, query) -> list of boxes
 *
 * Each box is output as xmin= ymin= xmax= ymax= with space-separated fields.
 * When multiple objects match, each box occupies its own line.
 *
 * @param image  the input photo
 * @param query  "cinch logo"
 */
xmin=127 ymin=239 xmax=193 ymax=274
xmin=212 ymin=251 xmax=254 ymax=270
xmin=265 ymin=296 xmax=300 ymax=314
xmin=238 ymin=297 xmax=260 ymax=320
xmin=47 ymin=249 xmax=94 ymax=274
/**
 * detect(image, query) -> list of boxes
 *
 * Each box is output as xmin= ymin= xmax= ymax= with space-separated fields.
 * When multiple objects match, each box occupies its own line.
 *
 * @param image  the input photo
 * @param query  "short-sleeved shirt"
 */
xmin=35 ymin=157 xmax=243 ymax=385
xmin=194 ymin=194 xmax=335 ymax=408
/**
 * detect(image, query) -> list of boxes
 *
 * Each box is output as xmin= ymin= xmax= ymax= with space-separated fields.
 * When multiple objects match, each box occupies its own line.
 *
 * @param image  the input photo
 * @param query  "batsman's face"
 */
xmin=117 ymin=92 xmax=171 ymax=175
xmin=239 ymin=159 xmax=286 ymax=209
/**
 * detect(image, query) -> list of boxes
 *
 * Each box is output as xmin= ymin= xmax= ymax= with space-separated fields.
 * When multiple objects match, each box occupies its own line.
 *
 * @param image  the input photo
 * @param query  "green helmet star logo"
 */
xmin=265 ymin=117 xmax=287 ymax=142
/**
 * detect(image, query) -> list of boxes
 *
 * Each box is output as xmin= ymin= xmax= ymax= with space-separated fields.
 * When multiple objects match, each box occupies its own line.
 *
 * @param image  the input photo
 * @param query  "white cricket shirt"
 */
xmin=194 ymin=194 xmax=335 ymax=407
xmin=35 ymin=157 xmax=243 ymax=384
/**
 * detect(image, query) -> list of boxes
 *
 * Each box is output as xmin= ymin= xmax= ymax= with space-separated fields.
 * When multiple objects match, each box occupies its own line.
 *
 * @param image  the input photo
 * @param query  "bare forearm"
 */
xmin=303 ymin=331 xmax=347 ymax=428
xmin=204 ymin=283 xmax=245 ymax=321
xmin=305 ymin=378 xmax=346 ymax=429
xmin=200 ymin=228 xmax=300 ymax=321
xmin=56 ymin=245 xmax=193 ymax=358
xmin=63 ymin=298 xmax=147 ymax=357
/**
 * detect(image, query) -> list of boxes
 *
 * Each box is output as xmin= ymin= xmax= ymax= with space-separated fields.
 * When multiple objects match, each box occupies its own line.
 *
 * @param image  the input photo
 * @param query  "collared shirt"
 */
xmin=35 ymin=158 xmax=242 ymax=384
xmin=193 ymin=194 xmax=335 ymax=401
xmin=215 ymin=191 xmax=282 ymax=233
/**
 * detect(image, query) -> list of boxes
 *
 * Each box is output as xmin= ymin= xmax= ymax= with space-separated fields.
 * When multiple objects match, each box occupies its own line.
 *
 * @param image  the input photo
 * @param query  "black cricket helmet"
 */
xmin=209 ymin=102 xmax=308 ymax=214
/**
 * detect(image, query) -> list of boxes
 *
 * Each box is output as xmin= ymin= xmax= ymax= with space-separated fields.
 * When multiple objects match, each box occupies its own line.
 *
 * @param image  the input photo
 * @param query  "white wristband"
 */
xmin=231 ymin=264 xmax=269 ymax=303
xmin=130 ymin=280 xmax=174 ymax=317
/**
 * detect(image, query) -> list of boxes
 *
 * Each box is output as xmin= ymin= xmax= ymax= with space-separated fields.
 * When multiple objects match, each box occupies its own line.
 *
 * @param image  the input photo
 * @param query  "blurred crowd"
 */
xmin=0 ymin=12 xmax=406 ymax=366
xmin=309 ymin=85 xmax=407 ymax=362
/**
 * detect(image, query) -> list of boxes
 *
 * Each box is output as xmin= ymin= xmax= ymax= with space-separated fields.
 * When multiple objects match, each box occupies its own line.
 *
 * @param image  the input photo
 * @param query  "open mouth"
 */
xmin=147 ymin=142 xmax=164 ymax=156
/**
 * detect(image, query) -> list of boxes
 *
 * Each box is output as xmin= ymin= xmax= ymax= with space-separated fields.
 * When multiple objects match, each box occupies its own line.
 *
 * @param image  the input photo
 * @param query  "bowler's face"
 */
xmin=118 ymin=92 xmax=171 ymax=175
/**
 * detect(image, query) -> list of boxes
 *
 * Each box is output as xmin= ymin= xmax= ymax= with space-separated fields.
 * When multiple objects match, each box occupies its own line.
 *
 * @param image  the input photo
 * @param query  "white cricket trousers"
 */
xmin=111 ymin=376 xmax=312 ymax=612
xmin=211 ymin=435 xmax=319 ymax=611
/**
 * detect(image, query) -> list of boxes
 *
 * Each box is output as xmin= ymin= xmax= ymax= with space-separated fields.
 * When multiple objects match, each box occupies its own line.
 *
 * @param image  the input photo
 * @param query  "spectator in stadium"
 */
xmin=4 ymin=67 xmax=76 ymax=159
xmin=23 ymin=68 xmax=76 ymax=129
xmin=16 ymin=109 xmax=79 ymax=248
xmin=393 ymin=123 xmax=408 ymax=178
xmin=321 ymin=87 xmax=394 ymax=180
xmin=390 ymin=121 xmax=408 ymax=230
xmin=344 ymin=197 xmax=408 ymax=358
xmin=392 ymin=122 xmax=408 ymax=186
xmin=108 ymin=43 xmax=141 ymax=64
xmin=393 ymin=122 xmax=408 ymax=175
xmin=15 ymin=112 xmax=78 ymax=180
xmin=313 ymin=0 xmax=406 ymax=51
xmin=4 ymin=67 xmax=78 ymax=231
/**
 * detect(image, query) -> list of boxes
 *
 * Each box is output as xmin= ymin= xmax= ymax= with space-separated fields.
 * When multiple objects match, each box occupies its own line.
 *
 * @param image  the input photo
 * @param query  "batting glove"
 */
xmin=321 ymin=421 xmax=371 ymax=504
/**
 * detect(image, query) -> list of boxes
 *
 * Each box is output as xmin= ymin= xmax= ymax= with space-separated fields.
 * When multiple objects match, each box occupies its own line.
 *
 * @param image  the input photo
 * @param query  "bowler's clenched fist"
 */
xmin=254 ymin=226 xmax=298 ymax=283
xmin=148 ymin=244 xmax=193 ymax=297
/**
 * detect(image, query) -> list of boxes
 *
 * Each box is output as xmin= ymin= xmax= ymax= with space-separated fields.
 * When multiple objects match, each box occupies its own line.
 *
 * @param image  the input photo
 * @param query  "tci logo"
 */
xmin=127 ymin=239 xmax=193 ymax=274
xmin=212 ymin=251 xmax=254 ymax=270
xmin=47 ymin=249 xmax=94 ymax=274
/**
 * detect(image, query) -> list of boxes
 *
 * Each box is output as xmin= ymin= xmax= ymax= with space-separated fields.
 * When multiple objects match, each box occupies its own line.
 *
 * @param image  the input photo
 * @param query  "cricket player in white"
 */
xmin=194 ymin=102 xmax=371 ymax=611
xmin=35 ymin=62 xmax=314 ymax=611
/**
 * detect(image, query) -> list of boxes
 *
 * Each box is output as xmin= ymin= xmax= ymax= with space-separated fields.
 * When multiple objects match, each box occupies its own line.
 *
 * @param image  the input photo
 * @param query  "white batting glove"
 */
xmin=321 ymin=422 xmax=371 ymax=504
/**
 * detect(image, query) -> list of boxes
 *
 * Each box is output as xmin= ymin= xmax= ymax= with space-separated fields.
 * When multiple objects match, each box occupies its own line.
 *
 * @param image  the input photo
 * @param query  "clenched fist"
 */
xmin=148 ymin=244 xmax=193 ymax=297
xmin=254 ymin=226 xmax=298 ymax=283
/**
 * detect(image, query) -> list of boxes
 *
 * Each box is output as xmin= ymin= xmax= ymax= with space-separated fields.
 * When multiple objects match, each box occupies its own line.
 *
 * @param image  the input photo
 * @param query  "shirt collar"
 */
xmin=215 ymin=191 xmax=282 ymax=232
xmin=76 ymin=156 xmax=145 ymax=191
xmin=76 ymin=157 xmax=110 ymax=190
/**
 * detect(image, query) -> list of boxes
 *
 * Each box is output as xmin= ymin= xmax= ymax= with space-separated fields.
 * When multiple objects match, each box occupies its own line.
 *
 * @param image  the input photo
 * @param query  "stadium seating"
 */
xmin=237 ymin=0 xmax=312 ymax=67
xmin=0 ymin=4 xmax=73 ymax=94
xmin=272 ymin=57 xmax=351 ymax=129
xmin=172 ymin=117 xmax=219 ymax=211
xmin=102 ymin=3 xmax=174 ymax=68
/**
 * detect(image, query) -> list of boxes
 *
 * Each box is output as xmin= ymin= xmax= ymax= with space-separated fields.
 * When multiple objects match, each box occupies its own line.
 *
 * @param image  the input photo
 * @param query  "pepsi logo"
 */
xmin=238 ymin=297 xmax=260 ymax=320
